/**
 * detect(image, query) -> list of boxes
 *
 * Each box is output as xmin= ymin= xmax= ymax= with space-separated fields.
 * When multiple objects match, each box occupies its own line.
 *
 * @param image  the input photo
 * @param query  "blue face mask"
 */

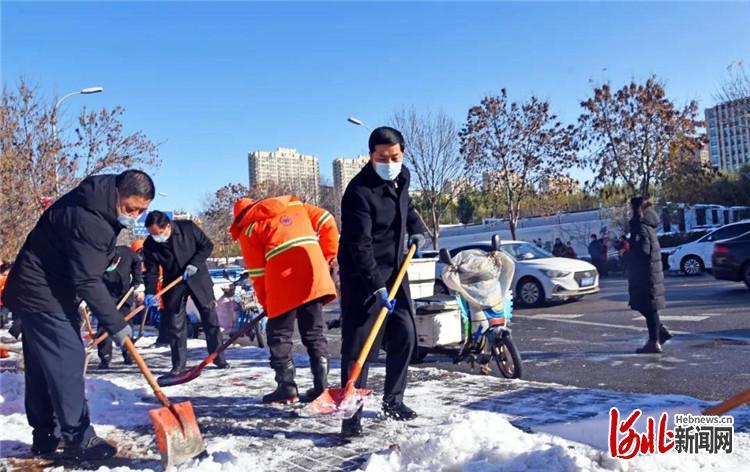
xmin=117 ymin=213 xmax=138 ymax=228
xmin=373 ymin=162 xmax=402 ymax=181
xmin=152 ymin=229 xmax=171 ymax=243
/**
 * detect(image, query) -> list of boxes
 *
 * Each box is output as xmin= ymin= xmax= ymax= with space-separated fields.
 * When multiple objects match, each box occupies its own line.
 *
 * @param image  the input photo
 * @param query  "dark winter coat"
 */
xmin=143 ymin=220 xmax=215 ymax=309
xmin=2 ymin=175 xmax=129 ymax=334
xmin=627 ymin=207 xmax=666 ymax=313
xmin=102 ymin=245 xmax=143 ymax=311
xmin=338 ymin=162 xmax=427 ymax=360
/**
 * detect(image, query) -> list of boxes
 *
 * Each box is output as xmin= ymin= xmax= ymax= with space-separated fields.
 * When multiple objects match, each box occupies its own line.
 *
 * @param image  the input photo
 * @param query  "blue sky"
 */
xmin=3 ymin=1 xmax=749 ymax=213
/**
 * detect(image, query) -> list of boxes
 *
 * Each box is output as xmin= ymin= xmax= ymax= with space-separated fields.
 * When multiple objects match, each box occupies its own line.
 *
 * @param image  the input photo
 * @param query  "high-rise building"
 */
xmin=705 ymin=97 xmax=750 ymax=171
xmin=248 ymin=147 xmax=320 ymax=203
xmin=333 ymin=155 xmax=369 ymax=197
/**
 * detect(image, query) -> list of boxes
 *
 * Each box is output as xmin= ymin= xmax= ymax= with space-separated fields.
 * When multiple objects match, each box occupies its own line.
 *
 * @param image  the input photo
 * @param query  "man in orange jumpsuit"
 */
xmin=230 ymin=196 xmax=339 ymax=403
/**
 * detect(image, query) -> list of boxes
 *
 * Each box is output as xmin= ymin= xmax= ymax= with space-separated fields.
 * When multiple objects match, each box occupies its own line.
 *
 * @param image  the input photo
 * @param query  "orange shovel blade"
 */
xmin=148 ymin=401 xmax=206 ymax=469
xmin=302 ymin=387 xmax=373 ymax=418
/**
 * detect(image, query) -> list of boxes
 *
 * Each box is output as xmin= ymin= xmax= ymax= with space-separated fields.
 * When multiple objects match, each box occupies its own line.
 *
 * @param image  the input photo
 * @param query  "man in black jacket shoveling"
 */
xmin=338 ymin=126 xmax=427 ymax=438
xmin=87 ymin=244 xmax=145 ymax=369
xmin=142 ymin=211 xmax=227 ymax=376
xmin=1 ymin=170 xmax=155 ymax=461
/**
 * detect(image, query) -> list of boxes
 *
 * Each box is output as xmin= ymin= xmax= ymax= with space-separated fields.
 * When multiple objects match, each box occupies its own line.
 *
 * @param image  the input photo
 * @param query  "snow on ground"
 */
xmin=1 ymin=331 xmax=749 ymax=472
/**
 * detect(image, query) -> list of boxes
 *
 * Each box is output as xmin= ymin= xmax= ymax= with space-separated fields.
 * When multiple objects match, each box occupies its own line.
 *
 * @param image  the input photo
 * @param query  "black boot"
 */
xmin=300 ymin=356 xmax=328 ymax=403
xmin=97 ymin=358 xmax=111 ymax=370
xmin=121 ymin=348 xmax=133 ymax=366
xmin=636 ymin=312 xmax=662 ymax=354
xmin=213 ymin=357 xmax=230 ymax=369
xmin=382 ymin=400 xmax=418 ymax=421
xmin=340 ymin=407 xmax=363 ymax=438
xmin=262 ymin=361 xmax=299 ymax=404
xmin=59 ymin=436 xmax=117 ymax=461
xmin=168 ymin=362 xmax=186 ymax=376
xmin=659 ymin=324 xmax=672 ymax=345
xmin=31 ymin=430 xmax=61 ymax=457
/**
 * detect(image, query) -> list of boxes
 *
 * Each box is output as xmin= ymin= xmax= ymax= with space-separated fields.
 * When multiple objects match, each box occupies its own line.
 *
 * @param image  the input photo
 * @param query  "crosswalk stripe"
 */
xmin=631 ymin=315 xmax=709 ymax=322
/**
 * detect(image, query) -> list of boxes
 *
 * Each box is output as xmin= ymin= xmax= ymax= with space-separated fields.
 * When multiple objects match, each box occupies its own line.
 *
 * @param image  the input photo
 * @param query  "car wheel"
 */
xmin=517 ymin=277 xmax=544 ymax=307
xmin=681 ymin=256 xmax=704 ymax=276
xmin=743 ymin=263 xmax=750 ymax=290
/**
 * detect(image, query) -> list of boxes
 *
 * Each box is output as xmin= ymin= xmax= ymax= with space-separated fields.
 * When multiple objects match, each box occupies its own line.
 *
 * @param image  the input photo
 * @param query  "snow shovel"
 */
xmin=121 ymin=336 xmax=206 ymax=468
xmin=304 ymin=244 xmax=417 ymax=419
xmin=80 ymin=306 xmax=95 ymax=340
xmin=157 ymin=310 xmax=268 ymax=387
xmin=82 ymin=286 xmax=139 ymax=374
xmin=87 ymin=277 xmax=182 ymax=350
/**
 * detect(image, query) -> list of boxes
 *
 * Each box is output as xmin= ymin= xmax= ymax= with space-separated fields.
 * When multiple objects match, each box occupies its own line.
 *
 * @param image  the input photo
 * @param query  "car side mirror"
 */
xmin=491 ymin=234 xmax=501 ymax=251
xmin=439 ymin=248 xmax=453 ymax=265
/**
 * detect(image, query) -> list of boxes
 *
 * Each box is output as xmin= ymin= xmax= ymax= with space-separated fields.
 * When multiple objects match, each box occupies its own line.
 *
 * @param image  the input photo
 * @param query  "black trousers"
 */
xmin=640 ymin=309 xmax=662 ymax=341
xmin=341 ymin=304 xmax=415 ymax=407
xmin=97 ymin=303 xmax=132 ymax=363
xmin=267 ymin=298 xmax=328 ymax=369
xmin=21 ymin=312 xmax=96 ymax=447
xmin=162 ymin=285 xmax=224 ymax=370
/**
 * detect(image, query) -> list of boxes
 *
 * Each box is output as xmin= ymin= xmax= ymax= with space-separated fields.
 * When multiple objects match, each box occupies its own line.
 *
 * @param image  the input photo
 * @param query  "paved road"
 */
xmin=307 ymin=274 xmax=750 ymax=402
xmin=414 ymin=274 xmax=750 ymax=401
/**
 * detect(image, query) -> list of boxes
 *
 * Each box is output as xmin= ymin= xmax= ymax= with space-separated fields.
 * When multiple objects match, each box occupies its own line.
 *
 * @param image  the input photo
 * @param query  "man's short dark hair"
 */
xmin=116 ymin=170 xmax=155 ymax=200
xmin=368 ymin=126 xmax=405 ymax=153
xmin=145 ymin=210 xmax=171 ymax=228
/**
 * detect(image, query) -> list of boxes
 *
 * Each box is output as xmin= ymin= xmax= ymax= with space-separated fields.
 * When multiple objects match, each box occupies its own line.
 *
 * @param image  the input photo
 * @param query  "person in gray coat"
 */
xmin=627 ymin=196 xmax=672 ymax=353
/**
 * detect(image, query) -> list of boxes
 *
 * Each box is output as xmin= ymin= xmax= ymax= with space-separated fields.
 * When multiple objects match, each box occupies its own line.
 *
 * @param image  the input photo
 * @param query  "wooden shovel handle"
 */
xmin=88 ymin=277 xmax=182 ymax=349
xmin=346 ymin=245 xmax=417 ymax=390
xmin=81 ymin=307 xmax=95 ymax=338
xmin=703 ymin=387 xmax=750 ymax=416
xmin=122 ymin=337 xmax=171 ymax=408
xmin=117 ymin=286 xmax=136 ymax=310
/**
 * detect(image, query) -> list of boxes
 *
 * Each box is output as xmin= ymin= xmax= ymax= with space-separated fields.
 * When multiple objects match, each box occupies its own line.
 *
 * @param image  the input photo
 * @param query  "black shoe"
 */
xmin=121 ymin=349 xmax=133 ymax=365
xmin=262 ymin=361 xmax=299 ymax=404
xmin=340 ymin=418 xmax=363 ymax=438
xmin=382 ymin=400 xmax=418 ymax=421
xmin=168 ymin=365 xmax=186 ymax=376
xmin=213 ymin=359 xmax=230 ymax=369
xmin=300 ymin=356 xmax=329 ymax=403
xmin=31 ymin=432 xmax=61 ymax=457
xmin=97 ymin=360 xmax=110 ymax=370
xmin=60 ymin=436 xmax=117 ymax=462
xmin=636 ymin=340 xmax=663 ymax=354
xmin=659 ymin=325 xmax=672 ymax=345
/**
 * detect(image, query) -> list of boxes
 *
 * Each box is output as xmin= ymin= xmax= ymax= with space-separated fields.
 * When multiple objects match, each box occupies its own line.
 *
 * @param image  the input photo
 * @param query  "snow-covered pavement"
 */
xmin=1 ymin=334 xmax=748 ymax=471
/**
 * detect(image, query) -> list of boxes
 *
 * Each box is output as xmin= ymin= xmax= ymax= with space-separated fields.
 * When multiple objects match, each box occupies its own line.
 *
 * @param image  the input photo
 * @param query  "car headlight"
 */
xmin=541 ymin=269 xmax=571 ymax=278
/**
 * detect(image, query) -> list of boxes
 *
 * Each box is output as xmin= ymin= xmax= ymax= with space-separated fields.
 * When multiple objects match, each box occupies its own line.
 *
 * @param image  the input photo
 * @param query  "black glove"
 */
xmin=111 ymin=324 xmax=133 ymax=348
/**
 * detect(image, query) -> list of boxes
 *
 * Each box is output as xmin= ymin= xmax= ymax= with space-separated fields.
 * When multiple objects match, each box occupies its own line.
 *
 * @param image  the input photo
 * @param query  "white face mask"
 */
xmin=373 ymin=161 xmax=402 ymax=181
xmin=152 ymin=228 xmax=171 ymax=243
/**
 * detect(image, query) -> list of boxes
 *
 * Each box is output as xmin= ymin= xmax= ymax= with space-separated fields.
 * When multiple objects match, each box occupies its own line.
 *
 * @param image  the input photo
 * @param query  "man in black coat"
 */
xmin=1 ymin=170 xmax=154 ymax=461
xmin=627 ymin=196 xmax=671 ymax=354
xmin=338 ymin=126 xmax=427 ymax=438
xmin=91 ymin=244 xmax=145 ymax=368
xmin=142 ymin=211 xmax=227 ymax=375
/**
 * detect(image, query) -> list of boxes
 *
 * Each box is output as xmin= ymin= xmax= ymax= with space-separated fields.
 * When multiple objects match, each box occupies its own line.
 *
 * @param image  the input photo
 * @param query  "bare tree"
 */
xmin=716 ymin=61 xmax=750 ymax=103
xmin=578 ymin=77 xmax=702 ymax=196
xmin=200 ymin=183 xmax=250 ymax=260
xmin=459 ymin=89 xmax=579 ymax=240
xmin=390 ymin=107 xmax=463 ymax=249
xmin=0 ymin=80 xmax=160 ymax=260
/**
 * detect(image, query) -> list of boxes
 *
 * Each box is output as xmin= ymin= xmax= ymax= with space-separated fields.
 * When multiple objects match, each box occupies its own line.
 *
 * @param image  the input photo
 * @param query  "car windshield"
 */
xmin=502 ymin=243 xmax=553 ymax=261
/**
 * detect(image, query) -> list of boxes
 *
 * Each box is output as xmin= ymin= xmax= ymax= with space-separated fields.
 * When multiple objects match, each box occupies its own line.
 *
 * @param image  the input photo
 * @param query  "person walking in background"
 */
xmin=143 ymin=211 xmax=227 ymax=375
xmin=230 ymin=195 xmax=339 ymax=404
xmin=588 ymin=234 xmax=607 ymax=276
xmin=565 ymin=241 xmax=577 ymax=259
xmin=552 ymin=238 xmax=567 ymax=257
xmin=627 ymin=196 xmax=672 ymax=354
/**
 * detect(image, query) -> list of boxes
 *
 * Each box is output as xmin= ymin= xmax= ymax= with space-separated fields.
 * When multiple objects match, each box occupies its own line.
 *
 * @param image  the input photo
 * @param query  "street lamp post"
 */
xmin=52 ymin=86 xmax=104 ymax=192
xmin=347 ymin=116 xmax=372 ymax=132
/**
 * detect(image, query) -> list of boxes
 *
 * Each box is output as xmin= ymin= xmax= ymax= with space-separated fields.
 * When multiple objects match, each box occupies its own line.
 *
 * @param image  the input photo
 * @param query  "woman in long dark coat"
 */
xmin=627 ymin=196 xmax=672 ymax=353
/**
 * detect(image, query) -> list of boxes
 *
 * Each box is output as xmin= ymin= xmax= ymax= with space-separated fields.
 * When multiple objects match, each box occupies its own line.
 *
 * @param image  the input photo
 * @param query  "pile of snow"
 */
xmin=361 ymin=410 xmax=750 ymax=472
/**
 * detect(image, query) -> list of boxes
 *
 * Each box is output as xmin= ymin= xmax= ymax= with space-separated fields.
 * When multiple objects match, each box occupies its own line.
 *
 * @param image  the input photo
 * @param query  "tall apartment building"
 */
xmin=705 ymin=97 xmax=750 ymax=171
xmin=333 ymin=155 xmax=369 ymax=197
xmin=248 ymin=147 xmax=320 ymax=203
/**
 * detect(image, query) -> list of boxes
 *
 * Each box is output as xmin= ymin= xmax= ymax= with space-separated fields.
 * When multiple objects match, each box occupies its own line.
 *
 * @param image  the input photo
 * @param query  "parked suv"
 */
xmin=665 ymin=221 xmax=750 ymax=275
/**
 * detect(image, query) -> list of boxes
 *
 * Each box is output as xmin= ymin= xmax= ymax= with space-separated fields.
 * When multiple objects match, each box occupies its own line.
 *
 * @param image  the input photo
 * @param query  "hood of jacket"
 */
xmin=229 ymin=195 xmax=299 ymax=240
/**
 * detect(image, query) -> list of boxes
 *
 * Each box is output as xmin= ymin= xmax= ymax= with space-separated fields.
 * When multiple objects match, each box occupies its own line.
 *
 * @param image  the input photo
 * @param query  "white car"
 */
xmin=665 ymin=221 xmax=750 ymax=275
xmin=436 ymin=240 xmax=599 ymax=307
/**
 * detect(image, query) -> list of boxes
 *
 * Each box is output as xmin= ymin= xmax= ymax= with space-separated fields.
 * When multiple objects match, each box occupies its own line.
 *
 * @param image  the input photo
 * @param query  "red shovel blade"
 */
xmin=149 ymin=401 xmax=206 ymax=469
xmin=157 ymin=365 xmax=204 ymax=387
xmin=301 ymin=387 xmax=373 ymax=419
